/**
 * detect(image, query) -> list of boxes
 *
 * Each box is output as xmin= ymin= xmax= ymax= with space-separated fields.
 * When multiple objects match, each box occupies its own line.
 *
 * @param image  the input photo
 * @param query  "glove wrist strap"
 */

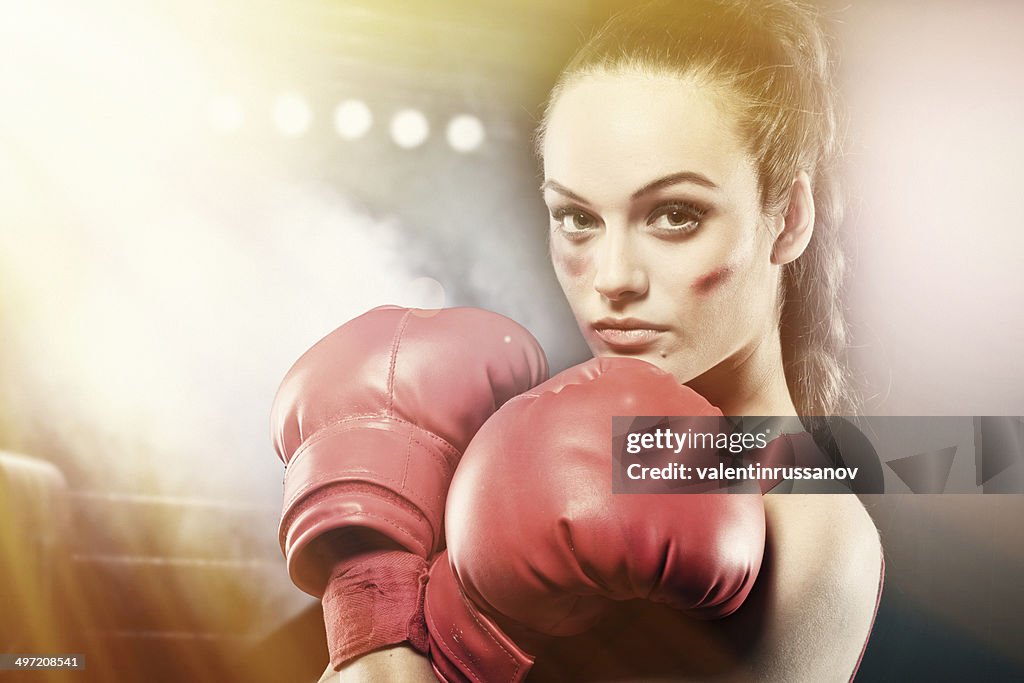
xmin=322 ymin=550 xmax=429 ymax=670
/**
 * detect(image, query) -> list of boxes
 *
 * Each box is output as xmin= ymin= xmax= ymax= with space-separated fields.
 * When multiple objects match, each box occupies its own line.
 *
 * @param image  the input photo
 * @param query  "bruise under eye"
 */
xmin=550 ymin=243 xmax=587 ymax=277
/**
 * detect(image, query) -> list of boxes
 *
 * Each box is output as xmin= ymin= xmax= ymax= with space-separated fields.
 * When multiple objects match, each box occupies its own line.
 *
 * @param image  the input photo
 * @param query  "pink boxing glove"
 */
xmin=271 ymin=306 xmax=547 ymax=670
xmin=425 ymin=357 xmax=765 ymax=682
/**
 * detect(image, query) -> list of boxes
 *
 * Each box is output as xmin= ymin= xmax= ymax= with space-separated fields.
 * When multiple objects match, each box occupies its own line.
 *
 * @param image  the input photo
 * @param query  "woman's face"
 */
xmin=542 ymin=71 xmax=782 ymax=385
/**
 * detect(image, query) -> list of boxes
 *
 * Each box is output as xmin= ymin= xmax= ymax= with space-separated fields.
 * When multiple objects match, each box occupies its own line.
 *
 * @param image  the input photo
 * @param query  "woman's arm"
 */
xmin=317 ymin=645 xmax=436 ymax=683
xmin=719 ymin=494 xmax=884 ymax=682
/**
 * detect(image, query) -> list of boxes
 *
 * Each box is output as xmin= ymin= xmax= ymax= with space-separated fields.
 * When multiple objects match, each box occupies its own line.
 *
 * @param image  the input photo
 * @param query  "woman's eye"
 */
xmin=552 ymin=209 xmax=600 ymax=234
xmin=649 ymin=203 xmax=705 ymax=234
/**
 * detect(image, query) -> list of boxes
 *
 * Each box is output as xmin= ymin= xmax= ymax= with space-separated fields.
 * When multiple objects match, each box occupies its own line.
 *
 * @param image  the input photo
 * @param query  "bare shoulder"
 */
xmin=740 ymin=494 xmax=883 ymax=682
xmin=762 ymin=494 xmax=882 ymax=584
xmin=770 ymin=493 xmax=880 ymax=557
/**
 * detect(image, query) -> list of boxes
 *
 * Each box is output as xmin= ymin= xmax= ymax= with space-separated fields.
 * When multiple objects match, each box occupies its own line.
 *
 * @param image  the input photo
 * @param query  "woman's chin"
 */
xmin=589 ymin=347 xmax=698 ymax=385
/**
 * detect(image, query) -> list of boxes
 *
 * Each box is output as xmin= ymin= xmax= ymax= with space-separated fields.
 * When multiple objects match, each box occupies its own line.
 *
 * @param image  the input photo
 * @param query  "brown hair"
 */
xmin=537 ymin=0 xmax=856 ymax=416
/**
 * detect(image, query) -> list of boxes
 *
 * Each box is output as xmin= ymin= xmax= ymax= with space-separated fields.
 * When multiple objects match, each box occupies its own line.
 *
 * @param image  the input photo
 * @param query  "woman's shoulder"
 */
xmin=764 ymin=492 xmax=878 ymax=525
xmin=762 ymin=493 xmax=883 ymax=636
xmin=764 ymin=494 xmax=881 ymax=562
xmin=754 ymin=494 xmax=884 ymax=680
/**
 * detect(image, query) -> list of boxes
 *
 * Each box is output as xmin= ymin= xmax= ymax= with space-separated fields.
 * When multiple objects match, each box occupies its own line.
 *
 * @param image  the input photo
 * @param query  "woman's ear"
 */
xmin=771 ymin=171 xmax=815 ymax=265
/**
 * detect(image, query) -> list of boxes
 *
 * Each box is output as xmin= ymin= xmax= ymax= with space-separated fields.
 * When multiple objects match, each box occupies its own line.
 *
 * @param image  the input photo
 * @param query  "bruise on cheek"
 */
xmin=691 ymin=265 xmax=733 ymax=295
xmin=550 ymin=245 xmax=588 ymax=279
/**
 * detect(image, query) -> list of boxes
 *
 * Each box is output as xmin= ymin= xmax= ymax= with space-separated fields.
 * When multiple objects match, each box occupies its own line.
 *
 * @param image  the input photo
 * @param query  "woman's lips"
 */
xmin=592 ymin=327 xmax=665 ymax=348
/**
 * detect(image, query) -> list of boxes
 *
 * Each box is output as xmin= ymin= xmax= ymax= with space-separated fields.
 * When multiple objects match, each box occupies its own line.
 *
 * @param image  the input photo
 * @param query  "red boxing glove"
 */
xmin=425 ymin=357 xmax=766 ymax=682
xmin=271 ymin=305 xmax=547 ymax=670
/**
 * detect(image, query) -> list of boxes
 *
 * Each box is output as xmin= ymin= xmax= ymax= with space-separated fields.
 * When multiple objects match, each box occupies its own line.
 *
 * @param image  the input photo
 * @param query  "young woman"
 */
xmin=309 ymin=1 xmax=883 ymax=680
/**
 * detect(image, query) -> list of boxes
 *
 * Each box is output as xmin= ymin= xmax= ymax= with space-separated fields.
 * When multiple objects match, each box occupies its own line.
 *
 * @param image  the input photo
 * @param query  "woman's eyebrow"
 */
xmin=541 ymin=172 xmax=718 ymax=204
xmin=630 ymin=171 xmax=719 ymax=199
xmin=539 ymin=179 xmax=591 ymax=205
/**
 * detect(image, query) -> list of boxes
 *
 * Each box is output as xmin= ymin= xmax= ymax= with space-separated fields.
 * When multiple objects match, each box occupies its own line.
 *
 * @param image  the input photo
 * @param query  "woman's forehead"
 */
xmin=542 ymin=72 xmax=754 ymax=199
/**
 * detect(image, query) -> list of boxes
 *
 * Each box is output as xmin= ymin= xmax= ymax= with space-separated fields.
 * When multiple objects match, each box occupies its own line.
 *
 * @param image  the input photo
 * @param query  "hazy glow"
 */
xmin=334 ymin=99 xmax=372 ymax=140
xmin=390 ymin=108 xmax=429 ymax=148
xmin=446 ymin=114 xmax=485 ymax=152
xmin=0 ymin=0 xmax=445 ymax=653
xmin=208 ymin=94 xmax=244 ymax=133
xmin=273 ymin=93 xmax=312 ymax=137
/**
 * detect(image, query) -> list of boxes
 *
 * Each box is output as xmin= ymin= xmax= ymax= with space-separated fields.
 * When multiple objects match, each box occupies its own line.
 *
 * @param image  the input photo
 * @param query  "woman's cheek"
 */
xmin=690 ymin=264 xmax=734 ymax=296
xmin=550 ymin=243 xmax=589 ymax=281
xmin=690 ymin=232 xmax=759 ymax=297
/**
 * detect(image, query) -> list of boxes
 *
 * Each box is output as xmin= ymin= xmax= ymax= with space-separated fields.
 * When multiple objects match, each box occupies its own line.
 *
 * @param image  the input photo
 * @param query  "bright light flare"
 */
xmin=390 ymin=109 xmax=429 ymax=148
xmin=446 ymin=114 xmax=485 ymax=152
xmin=334 ymin=99 xmax=372 ymax=140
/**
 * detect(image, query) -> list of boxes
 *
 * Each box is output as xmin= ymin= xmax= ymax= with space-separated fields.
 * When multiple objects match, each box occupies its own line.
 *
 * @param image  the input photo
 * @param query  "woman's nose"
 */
xmin=593 ymin=231 xmax=649 ymax=302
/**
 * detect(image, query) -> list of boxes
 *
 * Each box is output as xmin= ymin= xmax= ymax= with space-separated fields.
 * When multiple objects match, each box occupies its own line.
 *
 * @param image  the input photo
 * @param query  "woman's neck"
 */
xmin=685 ymin=327 xmax=796 ymax=417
